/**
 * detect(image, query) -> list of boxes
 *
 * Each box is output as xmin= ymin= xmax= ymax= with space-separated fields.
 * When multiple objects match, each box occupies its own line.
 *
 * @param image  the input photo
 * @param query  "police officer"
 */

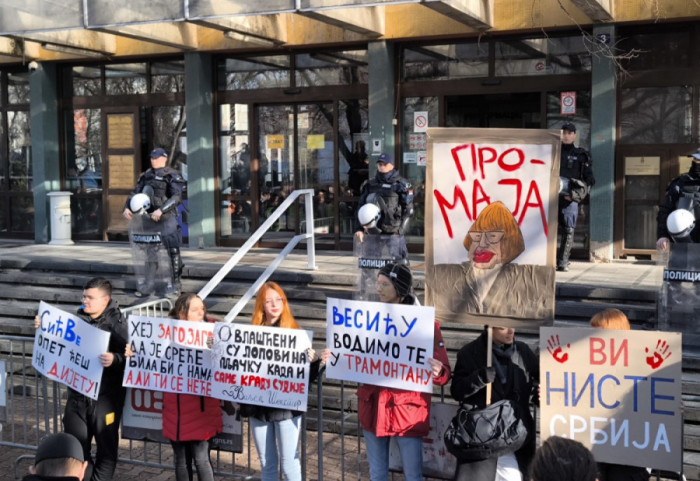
xmin=557 ymin=123 xmax=595 ymax=272
xmin=656 ymin=148 xmax=700 ymax=250
xmin=123 ymin=147 xmax=186 ymax=296
xmin=354 ymin=152 xmax=414 ymax=243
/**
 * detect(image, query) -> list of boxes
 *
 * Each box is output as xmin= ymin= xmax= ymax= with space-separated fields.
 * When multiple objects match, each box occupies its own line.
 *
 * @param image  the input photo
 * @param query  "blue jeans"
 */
xmin=363 ymin=430 xmax=423 ymax=481
xmin=250 ymin=416 xmax=302 ymax=481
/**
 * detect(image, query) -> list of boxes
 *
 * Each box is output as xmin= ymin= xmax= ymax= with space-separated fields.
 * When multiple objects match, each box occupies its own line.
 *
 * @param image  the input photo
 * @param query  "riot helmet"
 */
xmin=130 ymin=193 xmax=151 ymax=215
xmin=667 ymin=208 xmax=695 ymax=243
xmin=358 ymin=203 xmax=381 ymax=229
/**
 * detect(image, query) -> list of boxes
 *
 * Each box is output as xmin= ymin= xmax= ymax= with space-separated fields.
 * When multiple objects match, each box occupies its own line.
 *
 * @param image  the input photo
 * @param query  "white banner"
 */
xmin=540 ymin=326 xmax=683 ymax=472
xmin=123 ymin=316 xmax=214 ymax=396
xmin=325 ymin=297 xmax=435 ymax=393
xmin=32 ymin=301 xmax=110 ymax=400
xmin=121 ymin=388 xmax=243 ymax=453
xmin=210 ymin=324 xmax=313 ymax=412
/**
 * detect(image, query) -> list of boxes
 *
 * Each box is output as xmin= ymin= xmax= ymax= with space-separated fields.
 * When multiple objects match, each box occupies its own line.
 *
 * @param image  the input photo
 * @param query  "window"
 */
xmin=218 ymin=56 xmax=291 ymax=90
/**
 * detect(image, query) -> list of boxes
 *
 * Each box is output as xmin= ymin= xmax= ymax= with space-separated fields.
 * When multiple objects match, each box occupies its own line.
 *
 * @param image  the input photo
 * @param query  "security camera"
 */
xmin=28 ymin=61 xmax=38 ymax=72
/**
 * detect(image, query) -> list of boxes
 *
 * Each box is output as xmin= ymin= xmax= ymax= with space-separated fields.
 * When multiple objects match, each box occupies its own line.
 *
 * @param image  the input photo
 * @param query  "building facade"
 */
xmin=0 ymin=1 xmax=698 ymax=260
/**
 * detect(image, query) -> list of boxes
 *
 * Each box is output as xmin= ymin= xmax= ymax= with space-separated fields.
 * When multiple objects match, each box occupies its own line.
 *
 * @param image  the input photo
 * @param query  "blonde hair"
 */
xmin=464 ymin=201 xmax=525 ymax=264
xmin=590 ymin=308 xmax=630 ymax=330
xmin=251 ymin=282 xmax=299 ymax=329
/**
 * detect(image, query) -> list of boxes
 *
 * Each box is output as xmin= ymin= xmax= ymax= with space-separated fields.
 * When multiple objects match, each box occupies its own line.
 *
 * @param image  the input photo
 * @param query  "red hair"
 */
xmin=251 ymin=282 xmax=299 ymax=329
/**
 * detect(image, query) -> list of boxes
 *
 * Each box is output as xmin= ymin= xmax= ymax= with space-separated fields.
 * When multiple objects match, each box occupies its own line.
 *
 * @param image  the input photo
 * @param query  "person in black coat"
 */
xmin=34 ymin=278 xmax=127 ymax=481
xmin=450 ymin=328 xmax=539 ymax=481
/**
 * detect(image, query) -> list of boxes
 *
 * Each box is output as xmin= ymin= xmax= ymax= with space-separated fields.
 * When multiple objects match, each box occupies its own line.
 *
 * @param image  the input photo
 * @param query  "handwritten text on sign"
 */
xmin=432 ymin=136 xmax=556 ymax=266
xmin=123 ymin=316 xmax=214 ymax=396
xmin=540 ymin=327 xmax=683 ymax=472
xmin=32 ymin=301 xmax=109 ymax=400
xmin=325 ymin=298 xmax=435 ymax=393
xmin=210 ymin=324 xmax=313 ymax=412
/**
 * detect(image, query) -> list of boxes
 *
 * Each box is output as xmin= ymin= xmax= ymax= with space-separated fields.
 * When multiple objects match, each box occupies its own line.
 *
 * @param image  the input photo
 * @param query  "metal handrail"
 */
xmin=197 ymin=189 xmax=317 ymax=322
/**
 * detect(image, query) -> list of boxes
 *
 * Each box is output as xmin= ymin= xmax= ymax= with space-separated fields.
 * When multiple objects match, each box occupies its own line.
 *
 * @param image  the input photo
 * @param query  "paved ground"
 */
xmin=0 ymin=240 xmax=667 ymax=480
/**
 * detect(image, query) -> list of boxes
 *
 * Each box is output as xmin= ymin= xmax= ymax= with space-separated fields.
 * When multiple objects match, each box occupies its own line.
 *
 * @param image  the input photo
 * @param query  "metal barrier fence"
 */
xmin=1 ymin=299 xmax=459 ymax=481
xmin=1 ymin=326 xmax=457 ymax=481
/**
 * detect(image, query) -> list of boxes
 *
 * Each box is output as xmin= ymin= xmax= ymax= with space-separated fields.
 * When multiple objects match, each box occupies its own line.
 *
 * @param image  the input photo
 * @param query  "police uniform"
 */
xmin=125 ymin=162 xmax=186 ymax=292
xmin=657 ymin=162 xmax=700 ymax=243
xmin=557 ymin=141 xmax=595 ymax=271
xmin=355 ymin=169 xmax=414 ymax=236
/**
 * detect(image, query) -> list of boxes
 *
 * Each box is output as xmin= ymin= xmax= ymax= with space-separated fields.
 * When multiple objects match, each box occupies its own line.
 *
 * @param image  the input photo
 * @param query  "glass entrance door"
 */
xmin=615 ymin=145 xmax=690 ymax=258
xmin=255 ymin=102 xmax=340 ymax=248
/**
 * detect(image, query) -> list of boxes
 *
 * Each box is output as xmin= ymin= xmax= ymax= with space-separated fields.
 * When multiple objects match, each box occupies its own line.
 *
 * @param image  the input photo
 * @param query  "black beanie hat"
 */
xmin=35 ymin=432 xmax=85 ymax=465
xmin=378 ymin=262 xmax=412 ymax=299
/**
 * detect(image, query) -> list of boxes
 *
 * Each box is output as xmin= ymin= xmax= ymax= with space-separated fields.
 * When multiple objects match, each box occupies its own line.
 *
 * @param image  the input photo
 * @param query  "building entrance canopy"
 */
xmin=0 ymin=0 xmax=648 ymax=64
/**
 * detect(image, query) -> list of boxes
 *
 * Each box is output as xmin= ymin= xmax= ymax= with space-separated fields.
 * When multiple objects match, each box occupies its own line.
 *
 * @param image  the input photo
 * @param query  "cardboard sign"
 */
xmin=325 ymin=298 xmax=435 ymax=393
xmin=32 ymin=301 xmax=110 ymax=400
xmin=540 ymin=327 xmax=683 ymax=472
xmin=425 ymin=128 xmax=560 ymax=328
xmin=123 ymin=316 xmax=214 ymax=396
xmin=121 ymin=388 xmax=243 ymax=453
xmin=389 ymin=402 xmax=458 ymax=479
xmin=210 ymin=324 xmax=313 ymax=412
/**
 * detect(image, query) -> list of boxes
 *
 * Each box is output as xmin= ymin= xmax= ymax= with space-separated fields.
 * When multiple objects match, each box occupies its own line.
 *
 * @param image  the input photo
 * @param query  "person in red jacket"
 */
xmin=126 ymin=293 xmax=223 ymax=481
xmin=356 ymin=263 xmax=451 ymax=481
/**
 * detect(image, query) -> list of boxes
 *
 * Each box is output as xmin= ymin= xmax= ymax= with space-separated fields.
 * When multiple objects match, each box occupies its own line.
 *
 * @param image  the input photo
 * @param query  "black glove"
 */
xmin=480 ymin=366 xmax=496 ymax=384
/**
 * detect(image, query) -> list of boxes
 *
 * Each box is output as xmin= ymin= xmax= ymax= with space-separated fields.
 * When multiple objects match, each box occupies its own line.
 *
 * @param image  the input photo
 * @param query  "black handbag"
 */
xmin=443 ymin=398 xmax=528 ymax=462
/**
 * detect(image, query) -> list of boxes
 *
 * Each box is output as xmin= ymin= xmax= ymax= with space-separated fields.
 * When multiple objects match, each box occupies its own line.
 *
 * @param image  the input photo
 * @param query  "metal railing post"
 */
xmin=304 ymin=191 xmax=317 ymax=270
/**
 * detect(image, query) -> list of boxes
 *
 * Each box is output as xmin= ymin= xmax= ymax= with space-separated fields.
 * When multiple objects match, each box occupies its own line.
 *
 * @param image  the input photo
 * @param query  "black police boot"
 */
xmin=557 ymin=227 xmax=575 ymax=272
xmin=168 ymin=247 xmax=183 ymax=295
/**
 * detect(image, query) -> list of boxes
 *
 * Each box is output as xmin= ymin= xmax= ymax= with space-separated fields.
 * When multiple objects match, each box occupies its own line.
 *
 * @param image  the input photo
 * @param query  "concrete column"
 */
xmin=589 ymin=25 xmax=617 ymax=262
xmin=30 ymin=62 xmax=61 ymax=244
xmin=368 ymin=41 xmax=396 ymax=168
xmin=185 ymin=52 xmax=216 ymax=248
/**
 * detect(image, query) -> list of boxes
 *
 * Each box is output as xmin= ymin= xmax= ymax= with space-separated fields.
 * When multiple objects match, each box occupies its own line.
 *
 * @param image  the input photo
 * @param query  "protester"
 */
xmin=450 ymin=327 xmax=538 ymax=481
xmin=354 ymin=152 xmax=413 ymax=243
xmin=125 ymin=293 xmax=223 ymax=481
xmin=656 ymin=147 xmax=700 ymax=249
xmin=355 ymin=263 xmax=451 ymax=481
xmin=589 ymin=309 xmax=650 ymax=481
xmin=24 ymin=432 xmax=88 ymax=481
xmin=34 ymin=277 xmax=128 ymax=481
xmin=123 ymin=147 xmax=186 ymax=297
xmin=557 ymin=123 xmax=594 ymax=272
xmin=530 ymin=436 xmax=598 ymax=481
xmin=241 ymin=282 xmax=322 ymax=481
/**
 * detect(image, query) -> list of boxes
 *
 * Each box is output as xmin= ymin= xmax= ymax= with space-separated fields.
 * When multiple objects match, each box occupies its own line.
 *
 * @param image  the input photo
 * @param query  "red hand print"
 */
xmin=546 ymin=335 xmax=570 ymax=364
xmin=645 ymin=340 xmax=671 ymax=369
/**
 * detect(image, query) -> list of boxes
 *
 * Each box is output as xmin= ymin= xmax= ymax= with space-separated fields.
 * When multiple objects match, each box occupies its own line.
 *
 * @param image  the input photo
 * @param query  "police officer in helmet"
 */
xmin=123 ymin=147 xmax=186 ymax=296
xmin=354 ymin=152 xmax=414 ymax=243
xmin=557 ymin=123 xmax=594 ymax=272
xmin=656 ymin=147 xmax=700 ymax=250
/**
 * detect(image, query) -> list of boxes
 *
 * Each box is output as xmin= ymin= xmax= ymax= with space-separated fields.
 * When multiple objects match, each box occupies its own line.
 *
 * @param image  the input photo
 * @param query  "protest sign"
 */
xmin=540 ymin=326 xmax=683 ymax=472
xmin=123 ymin=316 xmax=214 ymax=396
xmin=121 ymin=388 xmax=243 ymax=452
xmin=325 ymin=297 xmax=435 ymax=393
xmin=32 ymin=301 xmax=109 ymax=400
xmin=425 ymin=128 xmax=559 ymax=328
xmin=389 ymin=402 xmax=458 ymax=479
xmin=210 ymin=323 xmax=313 ymax=412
